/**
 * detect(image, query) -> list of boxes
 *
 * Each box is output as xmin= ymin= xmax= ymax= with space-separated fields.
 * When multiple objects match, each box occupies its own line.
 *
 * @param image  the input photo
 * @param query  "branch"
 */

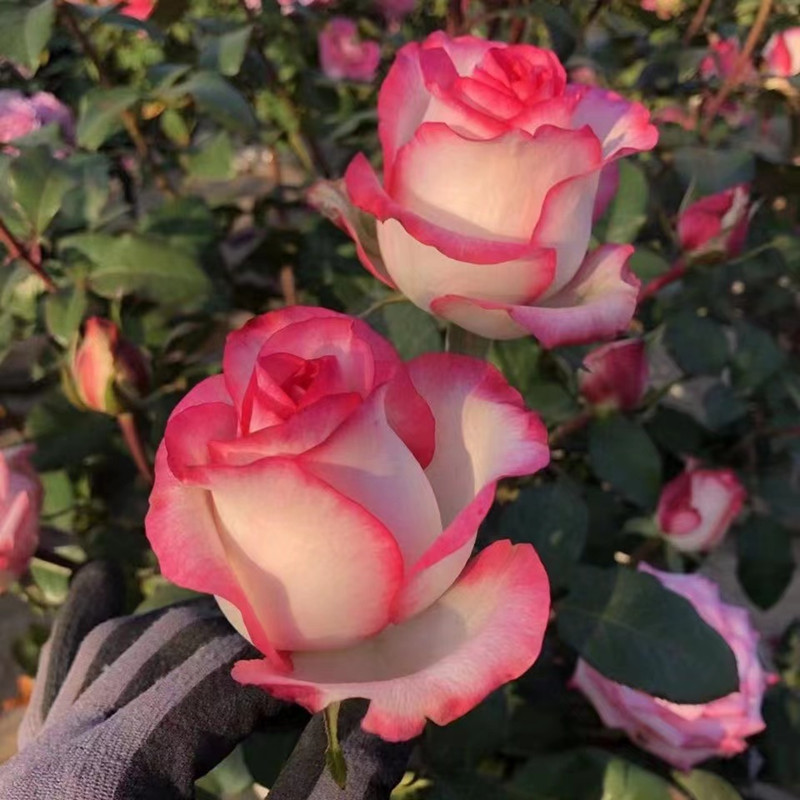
xmin=683 ymin=0 xmax=712 ymax=44
xmin=638 ymin=259 xmax=687 ymax=302
xmin=0 ymin=217 xmax=56 ymax=291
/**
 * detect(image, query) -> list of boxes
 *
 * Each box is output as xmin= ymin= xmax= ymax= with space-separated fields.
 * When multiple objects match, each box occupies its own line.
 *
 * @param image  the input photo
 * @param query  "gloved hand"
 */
xmin=0 ymin=561 xmax=413 ymax=800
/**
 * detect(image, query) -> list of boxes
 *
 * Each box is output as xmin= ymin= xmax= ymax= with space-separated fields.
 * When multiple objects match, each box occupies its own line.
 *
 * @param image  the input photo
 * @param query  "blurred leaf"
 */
xmin=761 ymin=686 xmax=800 ymax=792
xmin=588 ymin=416 xmax=662 ymax=508
xmin=29 ymin=557 xmax=71 ymax=604
xmin=44 ymin=285 xmax=87 ymax=346
xmin=672 ymin=770 xmax=742 ymax=800
xmin=492 ymin=338 xmax=542 ymax=394
xmin=60 ymin=154 xmax=116 ymax=230
xmin=646 ymin=407 xmax=706 ymax=457
xmin=198 ymin=24 xmax=252 ymax=77
xmin=664 ymin=312 xmax=729 ymax=375
xmin=243 ymin=729 xmax=304 ymax=789
xmin=731 ymin=320 xmax=786 ymax=391
xmin=136 ymin=575 xmax=201 ymax=613
xmin=183 ymin=131 xmax=234 ymax=181
xmin=673 ymin=147 xmax=755 ymax=194
xmin=60 ymin=232 xmax=211 ymax=307
xmin=165 ymin=71 xmax=256 ymax=132
xmin=628 ymin=248 xmax=670 ymax=281
xmin=700 ymin=382 xmax=748 ymax=430
xmin=160 ymin=108 xmax=191 ymax=146
xmin=40 ymin=469 xmax=75 ymax=530
xmin=9 ymin=147 xmax=76 ymax=234
xmin=558 ymin=565 xmax=739 ymax=703
xmin=737 ymin=515 xmax=795 ymax=610
xmin=0 ymin=0 xmax=54 ymax=71
xmin=195 ymin=745 xmax=253 ymax=796
xmin=76 ymin=87 xmax=140 ymax=150
xmin=366 ymin=301 xmax=442 ymax=360
xmin=605 ymin=161 xmax=649 ymax=245
xmin=500 ymin=482 xmax=588 ymax=588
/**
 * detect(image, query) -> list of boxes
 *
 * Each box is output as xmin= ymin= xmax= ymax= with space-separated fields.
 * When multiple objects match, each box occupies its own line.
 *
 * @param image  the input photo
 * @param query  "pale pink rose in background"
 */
xmin=700 ymin=36 xmax=756 ymax=82
xmin=318 ymin=18 xmax=381 ymax=82
xmin=677 ymin=184 xmax=752 ymax=259
xmin=656 ymin=465 xmax=746 ymax=552
xmin=70 ymin=317 xmax=150 ymax=415
xmin=579 ymin=339 xmax=649 ymax=411
xmin=0 ymin=90 xmax=74 ymax=149
xmin=762 ymin=27 xmax=800 ymax=77
xmin=146 ymin=306 xmax=551 ymax=741
xmin=573 ymin=567 xmax=770 ymax=770
xmin=315 ymin=33 xmax=657 ymax=345
xmin=592 ymin=161 xmax=620 ymax=221
xmin=376 ymin=0 xmax=416 ymax=22
xmin=641 ymin=0 xmax=683 ymax=19
xmin=0 ymin=446 xmax=42 ymax=593
xmin=69 ymin=0 xmax=155 ymax=20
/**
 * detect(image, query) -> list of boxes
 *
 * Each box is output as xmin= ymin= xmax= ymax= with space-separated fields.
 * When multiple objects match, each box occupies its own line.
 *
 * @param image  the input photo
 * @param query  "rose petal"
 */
xmin=232 ymin=540 xmax=550 ymax=742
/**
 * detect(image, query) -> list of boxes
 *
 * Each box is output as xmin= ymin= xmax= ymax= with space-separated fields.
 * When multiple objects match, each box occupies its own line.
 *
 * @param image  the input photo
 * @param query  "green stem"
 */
xmin=117 ymin=413 xmax=153 ymax=485
xmin=323 ymin=701 xmax=347 ymax=789
xmin=445 ymin=324 xmax=492 ymax=359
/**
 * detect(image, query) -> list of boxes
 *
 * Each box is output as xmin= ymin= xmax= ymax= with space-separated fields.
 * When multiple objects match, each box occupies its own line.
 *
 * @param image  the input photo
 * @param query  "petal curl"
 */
xmin=232 ymin=540 xmax=550 ymax=742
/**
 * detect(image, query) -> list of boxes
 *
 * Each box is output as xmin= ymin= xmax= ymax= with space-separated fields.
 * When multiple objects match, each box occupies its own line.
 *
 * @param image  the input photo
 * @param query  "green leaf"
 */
xmin=29 ymin=558 xmax=71 ymax=604
xmin=9 ymin=147 xmax=76 ymax=234
xmin=558 ymin=565 xmax=739 ymax=703
xmin=40 ymin=469 xmax=75 ymax=530
xmin=0 ymin=0 xmax=54 ymax=71
xmin=366 ymin=301 xmax=443 ymax=360
xmin=59 ymin=232 xmax=211 ymax=307
xmin=588 ymin=416 xmax=662 ymax=508
xmin=136 ymin=575 xmax=201 ymax=613
xmin=673 ymin=147 xmax=755 ymax=194
xmin=76 ymin=87 xmax=140 ymax=151
xmin=44 ymin=285 xmax=87 ymax=346
xmin=628 ymin=248 xmax=671 ymax=282
xmin=672 ymin=770 xmax=742 ymax=800
xmin=736 ymin=515 xmax=795 ymax=610
xmin=198 ymin=24 xmax=252 ymax=76
xmin=195 ymin=745 xmax=253 ymax=796
xmin=731 ymin=320 xmax=786 ymax=391
xmin=604 ymin=161 xmax=649 ymax=245
xmin=500 ymin=482 xmax=588 ymax=588
xmin=164 ymin=71 xmax=256 ymax=132
xmin=664 ymin=312 xmax=730 ymax=375
xmin=761 ymin=686 xmax=800 ymax=792
xmin=183 ymin=131 xmax=234 ymax=181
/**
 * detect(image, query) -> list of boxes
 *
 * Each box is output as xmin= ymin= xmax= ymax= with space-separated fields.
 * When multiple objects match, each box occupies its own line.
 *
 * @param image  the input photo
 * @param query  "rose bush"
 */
xmin=316 ymin=32 xmax=657 ymax=345
xmin=656 ymin=465 xmax=746 ymax=553
xmin=146 ymin=306 xmax=551 ymax=741
xmin=573 ymin=568 xmax=770 ymax=771
xmin=0 ymin=446 xmax=42 ymax=593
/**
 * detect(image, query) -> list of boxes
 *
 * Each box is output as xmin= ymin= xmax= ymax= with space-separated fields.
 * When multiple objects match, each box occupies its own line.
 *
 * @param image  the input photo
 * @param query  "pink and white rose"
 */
xmin=69 ymin=317 xmax=150 ymax=416
xmin=677 ymin=185 xmax=752 ymax=259
xmin=641 ymin=0 xmax=684 ymax=19
xmin=656 ymin=465 xmax=746 ymax=552
xmin=318 ymin=18 xmax=381 ymax=83
xmin=314 ymin=32 xmax=657 ymax=346
xmin=762 ymin=27 xmax=800 ymax=77
xmin=0 ymin=446 xmax=42 ymax=593
xmin=146 ymin=307 xmax=551 ymax=741
xmin=573 ymin=568 xmax=769 ymax=770
xmin=579 ymin=338 xmax=649 ymax=411
xmin=0 ymin=90 xmax=74 ymax=150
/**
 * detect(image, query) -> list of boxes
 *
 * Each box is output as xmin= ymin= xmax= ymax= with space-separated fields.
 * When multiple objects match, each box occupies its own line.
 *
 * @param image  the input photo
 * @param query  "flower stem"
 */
xmin=445 ymin=324 xmax=492 ymax=359
xmin=0 ymin=218 xmax=56 ymax=292
xmin=683 ymin=0 xmax=713 ymax=44
xmin=323 ymin=701 xmax=347 ymax=789
xmin=638 ymin=259 xmax=687 ymax=302
xmin=117 ymin=413 xmax=153 ymax=485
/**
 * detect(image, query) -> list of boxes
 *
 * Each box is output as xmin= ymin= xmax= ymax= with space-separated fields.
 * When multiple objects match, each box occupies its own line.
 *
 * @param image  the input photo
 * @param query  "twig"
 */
xmin=638 ymin=259 xmax=687 ymax=302
xmin=117 ymin=412 xmax=154 ymax=485
xmin=700 ymin=0 xmax=773 ymax=137
xmin=446 ymin=0 xmax=466 ymax=35
xmin=34 ymin=547 xmax=80 ymax=571
xmin=0 ymin=218 xmax=56 ymax=291
xmin=683 ymin=0 xmax=713 ymax=44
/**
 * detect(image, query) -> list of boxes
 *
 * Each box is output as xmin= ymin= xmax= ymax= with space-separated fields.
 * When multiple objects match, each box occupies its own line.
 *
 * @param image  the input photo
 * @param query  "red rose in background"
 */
xmin=579 ymin=339 xmax=649 ymax=411
xmin=677 ymin=185 xmax=752 ymax=259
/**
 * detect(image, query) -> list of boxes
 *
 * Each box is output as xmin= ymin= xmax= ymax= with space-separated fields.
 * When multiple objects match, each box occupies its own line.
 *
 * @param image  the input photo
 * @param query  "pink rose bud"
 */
xmin=579 ymin=339 xmax=649 ymax=411
xmin=0 ymin=445 xmax=42 ymax=593
xmin=318 ymin=33 xmax=657 ymax=346
xmin=69 ymin=317 xmax=150 ymax=416
xmin=146 ymin=306 xmax=551 ymax=741
xmin=700 ymin=36 xmax=756 ymax=82
xmin=0 ymin=90 xmax=74 ymax=150
xmin=318 ymin=18 xmax=381 ymax=83
xmin=762 ymin=27 xmax=800 ymax=77
xmin=656 ymin=465 xmax=746 ymax=552
xmin=68 ymin=0 xmax=155 ymax=20
xmin=677 ymin=184 xmax=751 ymax=259
xmin=573 ymin=568 xmax=769 ymax=770
xmin=641 ymin=0 xmax=683 ymax=19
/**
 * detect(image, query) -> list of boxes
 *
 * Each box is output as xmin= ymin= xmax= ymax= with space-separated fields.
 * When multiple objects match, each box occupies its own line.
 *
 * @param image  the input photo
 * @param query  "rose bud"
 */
xmin=318 ymin=18 xmax=381 ymax=83
xmin=573 ymin=568 xmax=769 ymax=771
xmin=0 ymin=445 xmax=42 ymax=593
xmin=579 ymin=339 xmax=649 ymax=412
xmin=763 ymin=27 xmax=800 ymax=78
xmin=641 ymin=0 xmax=683 ymax=19
xmin=677 ymin=184 xmax=751 ymax=260
xmin=68 ymin=317 xmax=150 ymax=416
xmin=146 ymin=307 xmax=551 ymax=741
xmin=0 ymin=90 xmax=74 ymax=151
xmin=656 ymin=465 xmax=746 ymax=553
xmin=312 ymin=32 xmax=657 ymax=346
xmin=700 ymin=36 xmax=757 ymax=83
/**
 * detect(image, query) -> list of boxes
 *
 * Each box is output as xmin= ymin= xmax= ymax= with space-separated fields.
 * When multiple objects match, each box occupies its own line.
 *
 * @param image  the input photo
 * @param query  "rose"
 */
xmin=312 ymin=32 xmax=657 ymax=346
xmin=318 ymin=18 xmax=381 ymax=83
xmin=677 ymin=185 xmax=751 ymax=260
xmin=146 ymin=306 xmax=551 ymax=741
xmin=69 ymin=0 xmax=155 ymax=20
xmin=656 ymin=464 xmax=746 ymax=552
xmin=763 ymin=28 xmax=800 ymax=77
xmin=67 ymin=317 xmax=150 ymax=415
xmin=0 ymin=445 xmax=42 ymax=593
xmin=641 ymin=0 xmax=684 ymax=19
xmin=578 ymin=338 xmax=649 ymax=412
xmin=0 ymin=90 xmax=73 ymax=151
xmin=573 ymin=567 xmax=769 ymax=770
xmin=700 ymin=36 xmax=756 ymax=82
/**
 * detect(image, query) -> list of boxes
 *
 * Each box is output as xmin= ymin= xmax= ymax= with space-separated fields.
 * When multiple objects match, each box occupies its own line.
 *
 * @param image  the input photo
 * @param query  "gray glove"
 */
xmin=0 ymin=561 xmax=412 ymax=800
